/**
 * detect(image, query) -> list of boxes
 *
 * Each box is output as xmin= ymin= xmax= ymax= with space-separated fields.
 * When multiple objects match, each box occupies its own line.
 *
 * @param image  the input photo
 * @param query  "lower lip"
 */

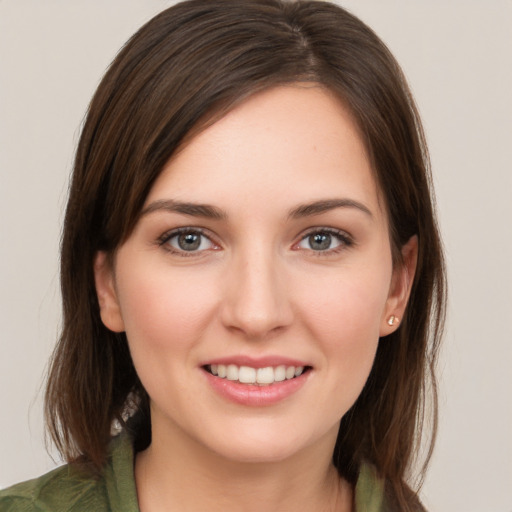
xmin=203 ymin=369 xmax=310 ymax=406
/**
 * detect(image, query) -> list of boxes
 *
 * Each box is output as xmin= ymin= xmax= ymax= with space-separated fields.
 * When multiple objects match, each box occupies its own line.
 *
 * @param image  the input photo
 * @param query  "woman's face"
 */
xmin=96 ymin=85 xmax=413 ymax=464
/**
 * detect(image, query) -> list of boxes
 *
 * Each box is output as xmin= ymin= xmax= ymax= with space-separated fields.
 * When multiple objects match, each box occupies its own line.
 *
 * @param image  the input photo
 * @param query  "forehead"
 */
xmin=145 ymin=84 xmax=384 ymax=221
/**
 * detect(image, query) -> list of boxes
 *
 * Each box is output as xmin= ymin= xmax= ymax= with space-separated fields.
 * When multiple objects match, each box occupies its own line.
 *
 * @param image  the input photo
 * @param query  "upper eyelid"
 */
xmin=156 ymin=228 xmax=222 ymax=259
xmin=157 ymin=227 xmax=220 ymax=250
xmin=294 ymin=227 xmax=355 ymax=251
xmin=159 ymin=226 xmax=213 ymax=241
xmin=297 ymin=226 xmax=353 ymax=240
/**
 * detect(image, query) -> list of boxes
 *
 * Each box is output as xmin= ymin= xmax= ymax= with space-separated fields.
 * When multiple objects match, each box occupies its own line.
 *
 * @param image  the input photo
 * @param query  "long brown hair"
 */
xmin=45 ymin=1 xmax=446 ymax=510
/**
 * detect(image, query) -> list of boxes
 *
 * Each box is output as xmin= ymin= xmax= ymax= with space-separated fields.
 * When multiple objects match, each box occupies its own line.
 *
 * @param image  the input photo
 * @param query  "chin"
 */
xmin=214 ymin=440 xmax=304 ymax=465
xmin=203 ymin=421 xmax=337 ymax=466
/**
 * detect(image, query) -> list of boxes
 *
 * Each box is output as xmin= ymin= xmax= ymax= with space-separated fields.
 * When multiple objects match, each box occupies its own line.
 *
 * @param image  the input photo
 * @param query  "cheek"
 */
xmin=114 ymin=262 xmax=223 ymax=406
xmin=295 ymin=264 xmax=391 ymax=395
xmin=299 ymin=267 xmax=390 ymax=339
xmin=115 ymin=262 xmax=219 ymax=354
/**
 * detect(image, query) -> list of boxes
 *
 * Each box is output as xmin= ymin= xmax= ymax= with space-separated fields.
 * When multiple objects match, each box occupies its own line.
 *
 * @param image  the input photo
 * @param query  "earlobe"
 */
xmin=380 ymin=235 xmax=418 ymax=336
xmin=94 ymin=251 xmax=125 ymax=333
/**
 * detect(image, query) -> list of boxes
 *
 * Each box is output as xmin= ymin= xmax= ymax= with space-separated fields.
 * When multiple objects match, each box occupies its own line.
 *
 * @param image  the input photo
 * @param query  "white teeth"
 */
xmin=226 ymin=364 xmax=239 ymax=381
xmin=239 ymin=366 xmax=256 ymax=383
xmin=285 ymin=366 xmax=296 ymax=380
xmin=274 ymin=365 xmax=286 ymax=382
xmin=256 ymin=366 xmax=274 ymax=384
xmin=208 ymin=364 xmax=307 ymax=385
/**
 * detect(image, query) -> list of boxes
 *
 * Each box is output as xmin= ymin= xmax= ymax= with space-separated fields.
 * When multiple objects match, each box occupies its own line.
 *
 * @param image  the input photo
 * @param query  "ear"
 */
xmin=94 ymin=251 xmax=125 ymax=333
xmin=380 ymin=235 xmax=418 ymax=336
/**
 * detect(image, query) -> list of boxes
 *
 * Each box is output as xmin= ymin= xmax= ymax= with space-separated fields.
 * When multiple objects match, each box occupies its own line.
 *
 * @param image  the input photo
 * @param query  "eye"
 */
xmin=159 ymin=228 xmax=217 ymax=254
xmin=296 ymin=229 xmax=352 ymax=253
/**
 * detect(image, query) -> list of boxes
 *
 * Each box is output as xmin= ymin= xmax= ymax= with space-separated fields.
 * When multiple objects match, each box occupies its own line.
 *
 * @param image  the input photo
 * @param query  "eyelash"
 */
xmin=157 ymin=227 xmax=354 ymax=257
xmin=157 ymin=227 xmax=219 ymax=257
xmin=294 ymin=228 xmax=354 ymax=256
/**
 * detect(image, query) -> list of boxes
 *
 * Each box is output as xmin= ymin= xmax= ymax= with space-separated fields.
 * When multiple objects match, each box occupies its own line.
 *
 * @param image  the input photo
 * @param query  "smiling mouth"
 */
xmin=204 ymin=364 xmax=311 ymax=386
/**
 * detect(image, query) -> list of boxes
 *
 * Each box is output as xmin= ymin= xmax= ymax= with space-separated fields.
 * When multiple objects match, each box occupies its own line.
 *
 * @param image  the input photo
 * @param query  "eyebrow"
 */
xmin=288 ymin=199 xmax=373 ymax=219
xmin=141 ymin=199 xmax=227 ymax=220
xmin=141 ymin=197 xmax=372 ymax=221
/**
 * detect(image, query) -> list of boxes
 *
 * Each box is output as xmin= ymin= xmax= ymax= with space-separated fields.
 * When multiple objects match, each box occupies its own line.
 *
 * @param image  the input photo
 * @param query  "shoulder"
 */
xmin=0 ymin=432 xmax=138 ymax=512
xmin=355 ymin=463 xmax=387 ymax=512
xmin=354 ymin=463 xmax=427 ymax=512
xmin=0 ymin=462 xmax=111 ymax=512
xmin=0 ymin=464 xmax=107 ymax=512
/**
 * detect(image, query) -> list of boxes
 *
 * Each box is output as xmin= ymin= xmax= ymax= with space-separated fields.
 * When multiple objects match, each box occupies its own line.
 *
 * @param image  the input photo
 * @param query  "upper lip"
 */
xmin=201 ymin=355 xmax=310 ymax=369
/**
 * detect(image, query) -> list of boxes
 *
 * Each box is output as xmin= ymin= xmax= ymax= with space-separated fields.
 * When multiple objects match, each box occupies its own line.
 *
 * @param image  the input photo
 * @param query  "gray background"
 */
xmin=1 ymin=1 xmax=511 ymax=510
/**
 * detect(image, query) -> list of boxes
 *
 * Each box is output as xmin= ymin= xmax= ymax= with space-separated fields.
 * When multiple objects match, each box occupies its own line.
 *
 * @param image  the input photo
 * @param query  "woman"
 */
xmin=0 ymin=1 xmax=445 ymax=511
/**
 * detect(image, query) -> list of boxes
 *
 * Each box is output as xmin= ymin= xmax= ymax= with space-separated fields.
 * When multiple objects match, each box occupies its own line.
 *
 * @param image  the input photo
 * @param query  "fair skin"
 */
xmin=95 ymin=85 xmax=417 ymax=512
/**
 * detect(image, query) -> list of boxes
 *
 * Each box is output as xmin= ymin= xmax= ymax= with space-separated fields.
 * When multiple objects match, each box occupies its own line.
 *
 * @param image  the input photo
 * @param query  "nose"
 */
xmin=220 ymin=246 xmax=294 ymax=340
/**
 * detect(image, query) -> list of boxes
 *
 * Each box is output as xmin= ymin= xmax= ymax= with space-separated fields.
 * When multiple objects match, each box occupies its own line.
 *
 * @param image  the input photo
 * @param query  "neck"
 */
xmin=135 ymin=421 xmax=352 ymax=512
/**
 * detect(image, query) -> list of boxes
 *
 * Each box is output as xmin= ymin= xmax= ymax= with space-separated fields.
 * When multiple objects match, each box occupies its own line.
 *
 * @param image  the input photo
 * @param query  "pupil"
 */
xmin=310 ymin=233 xmax=331 ymax=250
xmin=178 ymin=233 xmax=201 ymax=251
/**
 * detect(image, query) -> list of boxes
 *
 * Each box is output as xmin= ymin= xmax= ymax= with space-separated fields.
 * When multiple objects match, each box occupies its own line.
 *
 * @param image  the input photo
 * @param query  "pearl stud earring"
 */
xmin=387 ymin=315 xmax=399 ymax=326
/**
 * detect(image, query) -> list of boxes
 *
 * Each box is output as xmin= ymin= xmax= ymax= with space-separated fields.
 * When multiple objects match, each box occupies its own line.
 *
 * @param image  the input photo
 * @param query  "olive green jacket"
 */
xmin=0 ymin=434 xmax=387 ymax=511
